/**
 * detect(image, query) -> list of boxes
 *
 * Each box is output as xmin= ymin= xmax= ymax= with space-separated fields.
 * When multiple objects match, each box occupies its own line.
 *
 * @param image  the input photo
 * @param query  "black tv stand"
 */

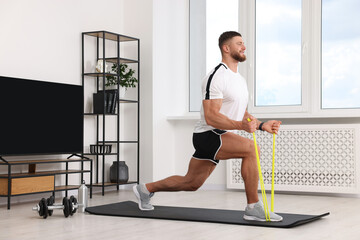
xmin=0 ymin=156 xmax=92 ymax=209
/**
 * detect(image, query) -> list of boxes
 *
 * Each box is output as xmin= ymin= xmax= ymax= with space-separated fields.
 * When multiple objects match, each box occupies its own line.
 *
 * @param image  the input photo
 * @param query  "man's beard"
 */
xmin=231 ymin=52 xmax=246 ymax=62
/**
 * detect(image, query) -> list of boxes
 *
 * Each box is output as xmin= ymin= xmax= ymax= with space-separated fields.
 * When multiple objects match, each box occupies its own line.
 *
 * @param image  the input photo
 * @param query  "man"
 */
xmin=133 ymin=31 xmax=283 ymax=222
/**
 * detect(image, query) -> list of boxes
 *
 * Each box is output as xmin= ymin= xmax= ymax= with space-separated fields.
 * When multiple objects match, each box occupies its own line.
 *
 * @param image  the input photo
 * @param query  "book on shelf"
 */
xmin=111 ymin=89 xmax=117 ymax=114
xmin=93 ymin=89 xmax=118 ymax=114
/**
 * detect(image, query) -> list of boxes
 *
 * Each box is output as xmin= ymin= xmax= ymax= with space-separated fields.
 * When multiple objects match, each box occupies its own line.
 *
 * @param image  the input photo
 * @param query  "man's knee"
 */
xmin=185 ymin=178 xmax=204 ymax=191
xmin=188 ymin=182 xmax=203 ymax=191
xmin=243 ymin=139 xmax=260 ymax=158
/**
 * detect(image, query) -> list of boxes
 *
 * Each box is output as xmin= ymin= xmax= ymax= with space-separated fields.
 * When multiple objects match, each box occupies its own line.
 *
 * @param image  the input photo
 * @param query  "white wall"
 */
xmin=1 ymin=0 xmax=126 ymax=84
xmin=152 ymin=0 xmax=188 ymax=180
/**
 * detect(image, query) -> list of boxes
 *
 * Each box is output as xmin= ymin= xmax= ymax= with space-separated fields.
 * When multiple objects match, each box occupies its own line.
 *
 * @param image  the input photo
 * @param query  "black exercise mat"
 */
xmin=85 ymin=201 xmax=329 ymax=228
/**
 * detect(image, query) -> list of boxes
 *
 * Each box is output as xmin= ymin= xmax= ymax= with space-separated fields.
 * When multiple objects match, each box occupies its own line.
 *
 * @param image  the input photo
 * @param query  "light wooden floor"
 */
xmin=0 ymin=189 xmax=359 ymax=240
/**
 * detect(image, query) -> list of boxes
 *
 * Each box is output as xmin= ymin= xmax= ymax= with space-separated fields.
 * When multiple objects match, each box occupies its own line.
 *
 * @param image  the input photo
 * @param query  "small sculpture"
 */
xmin=95 ymin=60 xmax=109 ymax=73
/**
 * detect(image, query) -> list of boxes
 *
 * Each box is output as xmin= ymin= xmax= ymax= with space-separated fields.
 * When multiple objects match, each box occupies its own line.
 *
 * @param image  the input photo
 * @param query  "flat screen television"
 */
xmin=0 ymin=76 xmax=83 ymax=156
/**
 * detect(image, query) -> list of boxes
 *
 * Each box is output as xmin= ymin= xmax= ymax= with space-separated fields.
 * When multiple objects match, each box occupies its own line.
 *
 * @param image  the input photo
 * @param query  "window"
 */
xmin=246 ymin=0 xmax=360 ymax=117
xmin=206 ymin=0 xmax=238 ymax=73
xmin=255 ymin=0 xmax=302 ymax=107
xmin=322 ymin=0 xmax=360 ymax=109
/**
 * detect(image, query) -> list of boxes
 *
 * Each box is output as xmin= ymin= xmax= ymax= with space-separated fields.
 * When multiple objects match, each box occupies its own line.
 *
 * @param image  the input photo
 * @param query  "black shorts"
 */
xmin=192 ymin=129 xmax=227 ymax=165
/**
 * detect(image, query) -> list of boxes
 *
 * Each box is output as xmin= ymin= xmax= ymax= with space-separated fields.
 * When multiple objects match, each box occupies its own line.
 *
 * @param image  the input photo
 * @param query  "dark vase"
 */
xmin=110 ymin=161 xmax=129 ymax=183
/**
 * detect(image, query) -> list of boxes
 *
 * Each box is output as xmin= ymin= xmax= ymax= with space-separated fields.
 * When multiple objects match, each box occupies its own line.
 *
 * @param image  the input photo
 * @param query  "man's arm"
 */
xmin=203 ymin=99 xmax=257 ymax=133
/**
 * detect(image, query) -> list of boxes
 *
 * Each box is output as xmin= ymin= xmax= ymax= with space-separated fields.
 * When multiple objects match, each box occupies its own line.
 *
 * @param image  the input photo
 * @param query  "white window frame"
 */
xmin=240 ymin=0 xmax=360 ymax=118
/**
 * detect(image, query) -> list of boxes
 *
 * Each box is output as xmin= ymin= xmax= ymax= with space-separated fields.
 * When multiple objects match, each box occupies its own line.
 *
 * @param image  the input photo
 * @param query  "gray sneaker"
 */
xmin=243 ymin=201 xmax=283 ymax=222
xmin=133 ymin=184 xmax=154 ymax=211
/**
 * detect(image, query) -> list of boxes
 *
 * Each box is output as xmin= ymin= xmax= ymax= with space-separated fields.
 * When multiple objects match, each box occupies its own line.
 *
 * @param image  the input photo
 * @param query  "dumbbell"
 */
xmin=32 ymin=195 xmax=79 ymax=218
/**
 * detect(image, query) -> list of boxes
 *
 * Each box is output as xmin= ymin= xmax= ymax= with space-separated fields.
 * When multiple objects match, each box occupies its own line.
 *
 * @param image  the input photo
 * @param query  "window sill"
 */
xmin=167 ymin=112 xmax=200 ymax=121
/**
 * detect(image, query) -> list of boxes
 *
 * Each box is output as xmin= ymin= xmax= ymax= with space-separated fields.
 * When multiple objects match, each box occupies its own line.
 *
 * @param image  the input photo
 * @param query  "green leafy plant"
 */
xmin=105 ymin=63 xmax=138 ymax=89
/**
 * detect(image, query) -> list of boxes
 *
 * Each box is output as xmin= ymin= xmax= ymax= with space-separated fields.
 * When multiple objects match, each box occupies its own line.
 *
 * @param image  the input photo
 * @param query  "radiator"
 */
xmin=226 ymin=124 xmax=360 ymax=194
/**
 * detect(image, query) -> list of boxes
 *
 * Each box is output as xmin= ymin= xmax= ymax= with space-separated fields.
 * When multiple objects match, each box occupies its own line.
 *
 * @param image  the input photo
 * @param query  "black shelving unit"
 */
xmin=82 ymin=31 xmax=140 ymax=195
xmin=0 ymin=157 xmax=92 ymax=209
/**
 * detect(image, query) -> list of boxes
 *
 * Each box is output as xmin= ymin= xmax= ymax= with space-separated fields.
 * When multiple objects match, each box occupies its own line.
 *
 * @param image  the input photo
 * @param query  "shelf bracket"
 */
xmin=67 ymin=153 xmax=90 ymax=160
xmin=0 ymin=156 xmax=8 ymax=164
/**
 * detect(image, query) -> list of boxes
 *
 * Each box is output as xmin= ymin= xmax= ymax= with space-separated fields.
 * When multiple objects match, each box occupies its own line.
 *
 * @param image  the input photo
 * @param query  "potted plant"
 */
xmin=93 ymin=63 xmax=138 ymax=114
xmin=106 ymin=63 xmax=138 ymax=90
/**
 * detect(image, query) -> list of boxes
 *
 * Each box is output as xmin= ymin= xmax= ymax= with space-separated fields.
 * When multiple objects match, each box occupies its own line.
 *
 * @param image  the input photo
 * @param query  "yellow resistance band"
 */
xmin=271 ymin=133 xmax=275 ymax=212
xmin=247 ymin=119 xmax=276 ymax=221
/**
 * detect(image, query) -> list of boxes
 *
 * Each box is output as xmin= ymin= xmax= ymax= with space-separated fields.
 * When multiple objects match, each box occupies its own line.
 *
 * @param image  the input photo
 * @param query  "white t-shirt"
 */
xmin=194 ymin=62 xmax=249 ymax=133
